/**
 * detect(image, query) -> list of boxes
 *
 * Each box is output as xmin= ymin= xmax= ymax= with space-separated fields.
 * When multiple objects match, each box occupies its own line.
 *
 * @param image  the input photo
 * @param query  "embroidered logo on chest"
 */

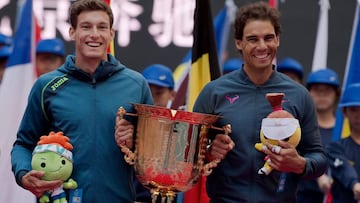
xmin=225 ymin=94 xmax=239 ymax=104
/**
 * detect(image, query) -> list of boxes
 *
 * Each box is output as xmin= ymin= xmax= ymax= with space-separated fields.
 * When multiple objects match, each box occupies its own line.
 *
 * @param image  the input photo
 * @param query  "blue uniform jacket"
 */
xmin=193 ymin=68 xmax=327 ymax=203
xmin=327 ymin=136 xmax=360 ymax=203
xmin=11 ymin=54 xmax=153 ymax=203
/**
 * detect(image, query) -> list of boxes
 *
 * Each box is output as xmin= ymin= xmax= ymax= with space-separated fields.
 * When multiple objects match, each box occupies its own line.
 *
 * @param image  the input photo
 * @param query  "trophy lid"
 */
xmin=132 ymin=103 xmax=220 ymax=125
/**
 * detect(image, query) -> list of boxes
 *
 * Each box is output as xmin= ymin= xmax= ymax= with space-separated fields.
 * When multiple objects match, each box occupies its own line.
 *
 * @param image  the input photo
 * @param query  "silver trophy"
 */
xmin=117 ymin=104 xmax=230 ymax=203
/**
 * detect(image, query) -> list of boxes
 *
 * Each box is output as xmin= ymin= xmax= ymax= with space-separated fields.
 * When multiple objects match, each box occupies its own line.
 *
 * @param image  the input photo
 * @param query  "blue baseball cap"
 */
xmin=36 ymin=38 xmax=65 ymax=57
xmin=223 ymin=58 xmax=243 ymax=74
xmin=306 ymin=68 xmax=340 ymax=88
xmin=0 ymin=33 xmax=13 ymax=46
xmin=142 ymin=64 xmax=174 ymax=89
xmin=0 ymin=46 xmax=12 ymax=59
xmin=277 ymin=57 xmax=304 ymax=79
xmin=339 ymin=83 xmax=360 ymax=108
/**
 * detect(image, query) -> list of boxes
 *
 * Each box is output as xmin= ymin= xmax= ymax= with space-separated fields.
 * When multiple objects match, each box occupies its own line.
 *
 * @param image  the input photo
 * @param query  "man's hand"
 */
xmin=22 ymin=170 xmax=62 ymax=197
xmin=207 ymin=134 xmax=235 ymax=161
xmin=114 ymin=109 xmax=134 ymax=149
xmin=264 ymin=140 xmax=306 ymax=174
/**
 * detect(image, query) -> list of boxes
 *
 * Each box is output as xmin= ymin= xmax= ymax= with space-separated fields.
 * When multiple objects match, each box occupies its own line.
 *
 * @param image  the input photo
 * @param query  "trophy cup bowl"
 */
xmin=117 ymin=104 xmax=230 ymax=203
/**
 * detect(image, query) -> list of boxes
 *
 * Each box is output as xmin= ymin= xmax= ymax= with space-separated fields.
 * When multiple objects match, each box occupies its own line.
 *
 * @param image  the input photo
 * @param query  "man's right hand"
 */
xmin=207 ymin=134 xmax=235 ymax=161
xmin=21 ymin=170 xmax=62 ymax=197
xmin=114 ymin=115 xmax=134 ymax=149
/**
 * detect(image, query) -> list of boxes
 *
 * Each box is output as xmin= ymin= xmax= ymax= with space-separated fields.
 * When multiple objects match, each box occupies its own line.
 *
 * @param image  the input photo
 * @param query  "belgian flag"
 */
xmin=183 ymin=0 xmax=221 ymax=202
xmin=187 ymin=0 xmax=221 ymax=112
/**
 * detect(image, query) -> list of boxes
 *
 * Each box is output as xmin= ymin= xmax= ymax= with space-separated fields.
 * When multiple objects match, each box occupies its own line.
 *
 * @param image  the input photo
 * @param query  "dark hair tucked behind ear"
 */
xmin=234 ymin=1 xmax=281 ymax=40
xmin=69 ymin=0 xmax=114 ymax=29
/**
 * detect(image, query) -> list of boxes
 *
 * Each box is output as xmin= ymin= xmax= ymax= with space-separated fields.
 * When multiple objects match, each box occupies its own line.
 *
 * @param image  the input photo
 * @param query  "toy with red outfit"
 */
xmin=255 ymin=93 xmax=301 ymax=175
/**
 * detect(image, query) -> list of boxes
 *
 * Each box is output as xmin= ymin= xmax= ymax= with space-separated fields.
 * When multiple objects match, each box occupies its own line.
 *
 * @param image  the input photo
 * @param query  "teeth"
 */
xmin=87 ymin=42 xmax=101 ymax=47
xmin=256 ymin=53 xmax=268 ymax=59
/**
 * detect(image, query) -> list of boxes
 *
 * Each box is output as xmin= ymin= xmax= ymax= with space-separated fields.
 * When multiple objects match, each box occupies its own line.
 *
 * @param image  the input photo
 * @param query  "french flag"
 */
xmin=0 ymin=0 xmax=37 ymax=202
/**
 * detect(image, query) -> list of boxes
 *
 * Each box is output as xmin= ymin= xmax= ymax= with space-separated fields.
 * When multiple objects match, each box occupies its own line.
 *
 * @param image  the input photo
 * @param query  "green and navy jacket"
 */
xmin=11 ymin=54 xmax=153 ymax=203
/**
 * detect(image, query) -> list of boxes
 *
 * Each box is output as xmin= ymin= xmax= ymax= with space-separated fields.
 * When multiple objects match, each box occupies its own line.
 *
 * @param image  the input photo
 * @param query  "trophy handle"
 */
xmin=117 ymin=107 xmax=137 ymax=165
xmin=202 ymin=124 xmax=232 ymax=176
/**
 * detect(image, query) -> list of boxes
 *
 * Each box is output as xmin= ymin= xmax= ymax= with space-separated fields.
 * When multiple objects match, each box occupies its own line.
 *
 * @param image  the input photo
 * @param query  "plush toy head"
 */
xmin=31 ymin=131 xmax=73 ymax=181
xmin=260 ymin=118 xmax=301 ymax=146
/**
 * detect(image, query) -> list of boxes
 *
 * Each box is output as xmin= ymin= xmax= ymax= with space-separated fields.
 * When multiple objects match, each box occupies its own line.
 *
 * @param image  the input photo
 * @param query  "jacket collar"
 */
xmin=59 ymin=54 xmax=125 ymax=82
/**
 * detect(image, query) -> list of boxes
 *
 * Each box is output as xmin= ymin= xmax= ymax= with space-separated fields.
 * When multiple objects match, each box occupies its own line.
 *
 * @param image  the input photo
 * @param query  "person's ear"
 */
xmin=69 ymin=27 xmax=75 ymax=41
xmin=110 ymin=28 xmax=115 ymax=40
xmin=235 ymin=39 xmax=243 ymax=52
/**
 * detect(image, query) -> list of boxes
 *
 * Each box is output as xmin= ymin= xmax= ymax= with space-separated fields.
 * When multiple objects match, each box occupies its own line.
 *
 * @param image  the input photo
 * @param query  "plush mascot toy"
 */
xmin=255 ymin=93 xmax=301 ymax=175
xmin=31 ymin=131 xmax=77 ymax=203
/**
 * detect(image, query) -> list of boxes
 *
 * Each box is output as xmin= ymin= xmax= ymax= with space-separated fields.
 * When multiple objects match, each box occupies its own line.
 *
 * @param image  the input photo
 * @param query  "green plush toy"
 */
xmin=31 ymin=131 xmax=77 ymax=203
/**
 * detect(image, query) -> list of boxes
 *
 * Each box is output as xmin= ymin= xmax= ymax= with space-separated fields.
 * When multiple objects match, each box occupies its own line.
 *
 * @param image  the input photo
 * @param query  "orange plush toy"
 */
xmin=255 ymin=93 xmax=301 ymax=175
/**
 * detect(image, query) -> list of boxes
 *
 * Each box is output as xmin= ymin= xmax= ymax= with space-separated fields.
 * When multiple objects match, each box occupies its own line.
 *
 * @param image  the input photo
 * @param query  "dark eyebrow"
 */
xmin=79 ymin=21 xmax=109 ymax=27
xmin=245 ymin=35 xmax=257 ymax=40
xmin=79 ymin=22 xmax=90 ymax=26
xmin=265 ymin=34 xmax=276 ymax=38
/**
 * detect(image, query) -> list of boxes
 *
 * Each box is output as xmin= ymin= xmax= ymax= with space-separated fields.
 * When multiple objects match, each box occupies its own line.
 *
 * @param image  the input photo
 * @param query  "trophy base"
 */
xmin=151 ymin=189 xmax=175 ymax=203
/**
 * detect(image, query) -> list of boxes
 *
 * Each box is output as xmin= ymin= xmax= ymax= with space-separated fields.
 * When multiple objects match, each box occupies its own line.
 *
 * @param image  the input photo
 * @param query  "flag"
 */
xmin=187 ymin=0 xmax=221 ymax=111
xmin=332 ymin=0 xmax=360 ymax=141
xmin=310 ymin=2 xmax=332 ymax=202
xmin=104 ymin=0 xmax=115 ymax=55
xmin=171 ymin=0 xmax=236 ymax=110
xmin=214 ymin=0 xmax=237 ymax=72
xmin=311 ymin=0 xmax=330 ymax=71
xmin=268 ymin=0 xmax=278 ymax=9
xmin=171 ymin=52 xmax=191 ymax=110
xmin=182 ymin=0 xmax=223 ymax=202
xmin=0 ymin=0 xmax=37 ymax=202
xmin=268 ymin=0 xmax=279 ymax=65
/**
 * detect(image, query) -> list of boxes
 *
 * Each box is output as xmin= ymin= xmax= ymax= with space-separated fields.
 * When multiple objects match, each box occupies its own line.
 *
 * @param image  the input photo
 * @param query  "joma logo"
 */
xmin=51 ymin=77 xmax=69 ymax=91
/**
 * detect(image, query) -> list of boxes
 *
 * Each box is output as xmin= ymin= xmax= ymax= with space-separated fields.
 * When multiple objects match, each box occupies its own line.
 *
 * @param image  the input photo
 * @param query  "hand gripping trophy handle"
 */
xmin=201 ymin=124 xmax=232 ymax=176
xmin=116 ymin=107 xmax=136 ymax=165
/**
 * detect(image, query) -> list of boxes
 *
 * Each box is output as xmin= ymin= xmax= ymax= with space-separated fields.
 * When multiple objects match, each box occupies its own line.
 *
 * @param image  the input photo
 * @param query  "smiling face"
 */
xmin=235 ymin=20 xmax=279 ymax=72
xmin=69 ymin=10 xmax=114 ymax=63
xmin=31 ymin=151 xmax=73 ymax=181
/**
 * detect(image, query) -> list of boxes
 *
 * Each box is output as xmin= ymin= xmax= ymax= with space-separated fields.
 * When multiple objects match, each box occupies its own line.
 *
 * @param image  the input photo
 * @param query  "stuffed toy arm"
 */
xmin=63 ymin=178 xmax=77 ymax=189
xmin=255 ymin=143 xmax=282 ymax=154
xmin=255 ymin=143 xmax=266 ymax=152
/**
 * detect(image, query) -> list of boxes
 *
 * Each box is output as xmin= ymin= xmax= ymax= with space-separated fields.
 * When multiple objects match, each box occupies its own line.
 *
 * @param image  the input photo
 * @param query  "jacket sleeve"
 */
xmin=11 ymin=79 xmax=51 ymax=187
xmin=297 ymin=90 xmax=328 ymax=180
xmin=326 ymin=141 xmax=358 ymax=190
